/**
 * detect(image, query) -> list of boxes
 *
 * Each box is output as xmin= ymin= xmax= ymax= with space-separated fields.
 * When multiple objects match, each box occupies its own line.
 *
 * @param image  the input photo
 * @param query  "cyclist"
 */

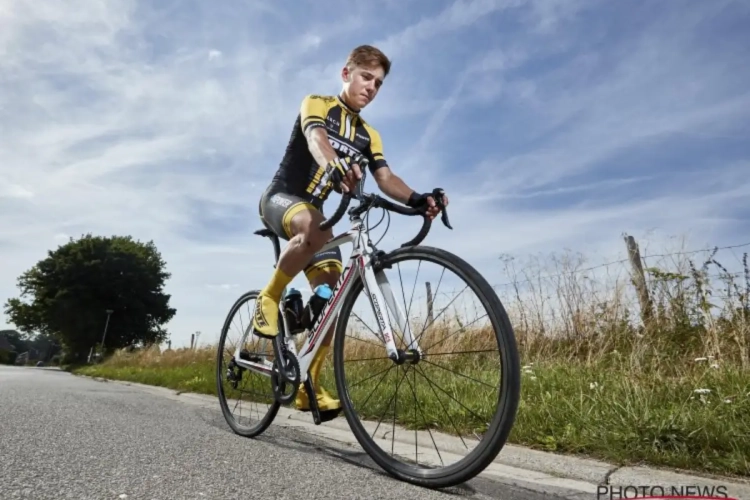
xmin=254 ymin=44 xmax=449 ymax=415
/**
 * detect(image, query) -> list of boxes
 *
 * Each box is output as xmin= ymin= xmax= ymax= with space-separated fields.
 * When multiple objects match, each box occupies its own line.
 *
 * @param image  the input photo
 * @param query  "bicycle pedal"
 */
xmin=318 ymin=408 xmax=342 ymax=423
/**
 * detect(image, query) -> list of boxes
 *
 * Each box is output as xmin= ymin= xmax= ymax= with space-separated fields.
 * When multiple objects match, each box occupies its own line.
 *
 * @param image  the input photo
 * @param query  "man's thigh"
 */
xmin=259 ymin=190 xmax=318 ymax=240
xmin=259 ymin=190 xmax=343 ymax=278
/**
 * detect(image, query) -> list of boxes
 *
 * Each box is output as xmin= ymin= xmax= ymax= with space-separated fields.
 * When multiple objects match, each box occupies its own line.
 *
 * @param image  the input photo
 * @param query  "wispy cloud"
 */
xmin=2 ymin=0 xmax=749 ymax=346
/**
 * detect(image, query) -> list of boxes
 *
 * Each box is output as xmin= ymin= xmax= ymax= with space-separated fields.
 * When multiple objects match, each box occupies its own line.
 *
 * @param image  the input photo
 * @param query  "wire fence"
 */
xmin=384 ymin=239 xmax=750 ymax=333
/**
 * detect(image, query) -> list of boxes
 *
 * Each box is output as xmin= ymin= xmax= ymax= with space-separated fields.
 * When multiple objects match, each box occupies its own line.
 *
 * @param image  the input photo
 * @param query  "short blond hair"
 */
xmin=346 ymin=45 xmax=391 ymax=77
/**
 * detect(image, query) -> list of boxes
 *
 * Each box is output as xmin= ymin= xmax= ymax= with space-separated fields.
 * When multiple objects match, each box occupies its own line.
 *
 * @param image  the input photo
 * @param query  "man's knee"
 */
xmin=289 ymin=208 xmax=332 ymax=251
xmin=307 ymin=269 xmax=341 ymax=289
xmin=305 ymin=255 xmax=343 ymax=288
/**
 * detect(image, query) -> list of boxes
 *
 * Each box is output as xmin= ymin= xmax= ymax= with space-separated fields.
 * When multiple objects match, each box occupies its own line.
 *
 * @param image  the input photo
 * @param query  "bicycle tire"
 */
xmin=332 ymin=246 xmax=521 ymax=488
xmin=216 ymin=290 xmax=280 ymax=437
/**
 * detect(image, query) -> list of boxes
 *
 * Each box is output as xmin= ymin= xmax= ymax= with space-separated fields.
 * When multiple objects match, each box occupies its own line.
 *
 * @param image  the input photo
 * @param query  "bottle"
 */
xmin=283 ymin=288 xmax=304 ymax=334
xmin=301 ymin=284 xmax=333 ymax=330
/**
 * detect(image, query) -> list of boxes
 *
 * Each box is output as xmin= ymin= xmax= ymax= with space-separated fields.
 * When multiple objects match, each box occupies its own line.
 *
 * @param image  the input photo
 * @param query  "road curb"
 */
xmin=74 ymin=373 xmax=750 ymax=498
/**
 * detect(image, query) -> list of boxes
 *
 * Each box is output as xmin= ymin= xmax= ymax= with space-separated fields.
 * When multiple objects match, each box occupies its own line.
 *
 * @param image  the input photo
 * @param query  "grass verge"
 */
xmin=73 ymin=240 xmax=750 ymax=478
xmin=73 ymin=343 xmax=750 ymax=479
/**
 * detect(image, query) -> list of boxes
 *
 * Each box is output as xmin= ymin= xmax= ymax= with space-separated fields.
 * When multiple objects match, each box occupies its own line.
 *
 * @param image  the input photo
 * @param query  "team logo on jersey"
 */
xmin=328 ymin=136 xmax=362 ymax=157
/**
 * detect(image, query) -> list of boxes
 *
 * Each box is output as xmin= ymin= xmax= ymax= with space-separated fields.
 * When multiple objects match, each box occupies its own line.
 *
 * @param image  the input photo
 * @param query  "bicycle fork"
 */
xmin=360 ymin=258 xmax=424 ymax=364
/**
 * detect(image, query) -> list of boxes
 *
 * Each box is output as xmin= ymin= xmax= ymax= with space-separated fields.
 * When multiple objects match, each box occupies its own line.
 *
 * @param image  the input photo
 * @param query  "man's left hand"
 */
xmin=408 ymin=190 xmax=449 ymax=220
xmin=425 ymin=191 xmax=449 ymax=220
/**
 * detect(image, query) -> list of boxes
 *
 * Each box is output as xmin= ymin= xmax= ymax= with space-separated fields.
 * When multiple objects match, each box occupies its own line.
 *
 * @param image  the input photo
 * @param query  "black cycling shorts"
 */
xmin=258 ymin=188 xmax=343 ymax=282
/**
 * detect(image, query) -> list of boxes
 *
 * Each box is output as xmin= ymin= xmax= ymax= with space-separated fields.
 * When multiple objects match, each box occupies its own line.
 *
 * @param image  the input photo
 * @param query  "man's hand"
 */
xmin=407 ymin=190 xmax=450 ymax=220
xmin=424 ymin=192 xmax=449 ymax=220
xmin=339 ymin=159 xmax=362 ymax=194
xmin=326 ymin=156 xmax=362 ymax=195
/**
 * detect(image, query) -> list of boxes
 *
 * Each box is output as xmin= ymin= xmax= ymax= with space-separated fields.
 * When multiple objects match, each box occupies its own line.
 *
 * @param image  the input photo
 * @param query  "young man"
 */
xmin=254 ymin=44 xmax=449 ymax=414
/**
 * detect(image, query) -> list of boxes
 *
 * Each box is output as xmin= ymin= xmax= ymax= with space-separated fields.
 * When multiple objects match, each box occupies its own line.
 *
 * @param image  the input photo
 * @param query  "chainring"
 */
xmin=271 ymin=349 xmax=300 ymax=405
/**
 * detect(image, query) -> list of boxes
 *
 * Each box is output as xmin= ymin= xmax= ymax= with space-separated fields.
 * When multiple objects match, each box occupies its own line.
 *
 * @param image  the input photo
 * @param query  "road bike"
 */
xmin=215 ymin=161 xmax=521 ymax=489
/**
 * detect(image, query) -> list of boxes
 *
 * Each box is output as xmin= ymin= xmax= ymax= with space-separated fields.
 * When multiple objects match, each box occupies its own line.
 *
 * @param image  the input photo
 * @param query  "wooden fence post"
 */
xmin=624 ymin=234 xmax=653 ymax=327
xmin=425 ymin=282 xmax=434 ymax=324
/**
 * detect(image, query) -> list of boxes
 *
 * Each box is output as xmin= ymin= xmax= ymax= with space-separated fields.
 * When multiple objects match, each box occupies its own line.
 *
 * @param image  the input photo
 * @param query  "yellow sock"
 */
xmin=309 ymin=345 xmax=329 ymax=386
xmin=261 ymin=266 xmax=293 ymax=301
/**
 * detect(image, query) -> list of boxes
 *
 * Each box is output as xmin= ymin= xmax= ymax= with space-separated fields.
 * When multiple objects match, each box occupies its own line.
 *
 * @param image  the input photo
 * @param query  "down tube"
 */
xmin=297 ymin=255 xmax=362 ymax=371
xmin=360 ymin=260 xmax=400 ymax=360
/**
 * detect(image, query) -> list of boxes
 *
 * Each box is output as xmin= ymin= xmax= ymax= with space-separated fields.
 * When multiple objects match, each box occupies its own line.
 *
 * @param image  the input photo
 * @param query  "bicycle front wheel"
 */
xmin=333 ymin=246 xmax=521 ymax=488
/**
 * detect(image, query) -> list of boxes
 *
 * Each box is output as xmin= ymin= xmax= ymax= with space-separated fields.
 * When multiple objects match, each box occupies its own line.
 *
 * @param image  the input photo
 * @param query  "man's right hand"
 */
xmin=327 ymin=155 xmax=364 ymax=194
xmin=340 ymin=160 xmax=362 ymax=194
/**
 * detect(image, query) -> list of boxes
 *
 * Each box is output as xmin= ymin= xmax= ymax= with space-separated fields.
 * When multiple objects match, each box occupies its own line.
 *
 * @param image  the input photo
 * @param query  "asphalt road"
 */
xmin=0 ymin=365 xmax=569 ymax=500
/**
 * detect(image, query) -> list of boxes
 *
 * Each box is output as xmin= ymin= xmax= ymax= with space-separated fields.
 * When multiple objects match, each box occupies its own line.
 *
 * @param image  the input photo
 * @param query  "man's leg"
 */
xmin=295 ymin=249 xmax=343 ymax=412
xmin=253 ymin=192 xmax=332 ymax=339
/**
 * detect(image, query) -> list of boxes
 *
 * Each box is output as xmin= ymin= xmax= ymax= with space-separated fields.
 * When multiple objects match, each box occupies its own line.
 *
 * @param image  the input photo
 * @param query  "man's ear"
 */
xmin=341 ymin=65 xmax=351 ymax=82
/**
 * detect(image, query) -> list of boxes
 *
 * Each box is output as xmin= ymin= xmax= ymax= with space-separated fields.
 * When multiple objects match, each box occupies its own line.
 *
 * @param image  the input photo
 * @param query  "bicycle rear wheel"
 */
xmin=216 ymin=290 xmax=280 ymax=437
xmin=332 ymin=246 xmax=520 ymax=488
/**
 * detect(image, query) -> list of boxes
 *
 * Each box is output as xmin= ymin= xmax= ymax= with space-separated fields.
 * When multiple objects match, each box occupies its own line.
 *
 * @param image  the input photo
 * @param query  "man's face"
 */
xmin=342 ymin=64 xmax=385 ymax=110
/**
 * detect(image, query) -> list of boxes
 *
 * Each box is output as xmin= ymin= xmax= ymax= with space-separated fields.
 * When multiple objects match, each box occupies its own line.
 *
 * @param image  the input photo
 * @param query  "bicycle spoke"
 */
xmin=422 ymin=313 xmax=489 ymax=352
xmin=371 ymin=365 xmax=411 ymax=441
xmin=414 ymin=285 xmax=469 ymax=346
xmin=413 ymin=363 xmax=488 ymax=426
xmin=425 ymin=348 xmax=498 ymax=357
xmin=403 ymin=366 xmax=444 ymax=467
xmin=348 ymin=364 xmax=394 ymax=389
xmin=416 ymin=363 xmax=471 ymax=450
xmin=344 ymin=355 xmax=391 ymax=363
xmin=397 ymin=260 xmax=422 ymax=343
xmin=357 ymin=364 xmax=396 ymax=410
xmin=391 ymin=367 xmax=399 ymax=457
xmin=351 ymin=312 xmax=383 ymax=341
xmin=420 ymin=358 xmax=497 ymax=390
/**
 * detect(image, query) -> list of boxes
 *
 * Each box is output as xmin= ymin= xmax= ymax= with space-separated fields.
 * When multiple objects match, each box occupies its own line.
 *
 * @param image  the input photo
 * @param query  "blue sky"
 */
xmin=2 ymin=0 xmax=749 ymax=348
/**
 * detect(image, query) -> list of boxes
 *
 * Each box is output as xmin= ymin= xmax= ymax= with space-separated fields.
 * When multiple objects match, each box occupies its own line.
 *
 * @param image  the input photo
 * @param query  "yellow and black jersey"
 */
xmin=270 ymin=94 xmax=389 ymax=206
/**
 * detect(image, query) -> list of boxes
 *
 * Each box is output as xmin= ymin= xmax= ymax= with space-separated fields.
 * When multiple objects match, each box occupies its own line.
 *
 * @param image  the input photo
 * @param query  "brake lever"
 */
xmin=432 ymin=188 xmax=452 ymax=230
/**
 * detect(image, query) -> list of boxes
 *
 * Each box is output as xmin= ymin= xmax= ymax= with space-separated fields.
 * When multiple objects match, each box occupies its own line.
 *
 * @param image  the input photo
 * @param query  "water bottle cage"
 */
xmin=283 ymin=293 xmax=306 ymax=335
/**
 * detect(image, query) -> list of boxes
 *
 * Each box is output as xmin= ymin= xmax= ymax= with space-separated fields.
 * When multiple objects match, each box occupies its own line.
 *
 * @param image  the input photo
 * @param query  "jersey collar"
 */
xmin=336 ymin=94 xmax=360 ymax=115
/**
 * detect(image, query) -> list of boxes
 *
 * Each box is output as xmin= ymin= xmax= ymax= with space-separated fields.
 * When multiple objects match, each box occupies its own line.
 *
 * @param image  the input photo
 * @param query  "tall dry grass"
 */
xmin=498 ymin=241 xmax=750 ymax=374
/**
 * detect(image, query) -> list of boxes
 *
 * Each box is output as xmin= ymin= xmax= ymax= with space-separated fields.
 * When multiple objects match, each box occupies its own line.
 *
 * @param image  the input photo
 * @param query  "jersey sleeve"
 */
xmin=363 ymin=123 xmax=388 ymax=172
xmin=299 ymin=95 xmax=329 ymax=134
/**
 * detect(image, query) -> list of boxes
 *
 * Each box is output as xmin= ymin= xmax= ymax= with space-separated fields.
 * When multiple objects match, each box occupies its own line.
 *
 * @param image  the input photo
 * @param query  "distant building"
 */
xmin=0 ymin=333 xmax=14 ymax=351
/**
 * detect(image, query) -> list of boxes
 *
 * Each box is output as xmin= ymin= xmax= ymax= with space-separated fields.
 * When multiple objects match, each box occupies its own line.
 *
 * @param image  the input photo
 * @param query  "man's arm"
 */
xmin=300 ymin=95 xmax=338 ymax=168
xmin=365 ymin=127 xmax=448 ymax=218
xmin=300 ymin=95 xmax=361 ymax=192
xmin=362 ymin=125 xmax=415 ymax=204
xmin=372 ymin=166 xmax=415 ymax=205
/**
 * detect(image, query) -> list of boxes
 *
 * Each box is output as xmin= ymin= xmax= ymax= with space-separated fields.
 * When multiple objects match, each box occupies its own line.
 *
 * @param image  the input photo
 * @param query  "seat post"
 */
xmin=271 ymin=236 xmax=281 ymax=266
xmin=253 ymin=229 xmax=282 ymax=267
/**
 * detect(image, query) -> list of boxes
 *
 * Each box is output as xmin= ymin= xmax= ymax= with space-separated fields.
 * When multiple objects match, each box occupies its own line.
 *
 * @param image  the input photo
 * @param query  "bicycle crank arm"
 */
xmin=304 ymin=374 xmax=322 ymax=425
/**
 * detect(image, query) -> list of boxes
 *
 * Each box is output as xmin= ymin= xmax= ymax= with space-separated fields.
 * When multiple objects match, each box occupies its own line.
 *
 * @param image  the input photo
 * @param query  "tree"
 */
xmin=4 ymin=234 xmax=176 ymax=362
xmin=0 ymin=329 xmax=61 ymax=362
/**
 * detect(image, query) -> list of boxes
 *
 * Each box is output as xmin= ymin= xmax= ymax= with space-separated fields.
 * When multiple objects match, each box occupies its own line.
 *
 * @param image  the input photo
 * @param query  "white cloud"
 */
xmin=2 ymin=0 xmax=748 ymax=349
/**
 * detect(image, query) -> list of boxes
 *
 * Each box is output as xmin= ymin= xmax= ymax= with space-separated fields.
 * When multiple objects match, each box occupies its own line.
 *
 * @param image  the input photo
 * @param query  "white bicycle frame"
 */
xmin=232 ymin=209 xmax=424 ymax=382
